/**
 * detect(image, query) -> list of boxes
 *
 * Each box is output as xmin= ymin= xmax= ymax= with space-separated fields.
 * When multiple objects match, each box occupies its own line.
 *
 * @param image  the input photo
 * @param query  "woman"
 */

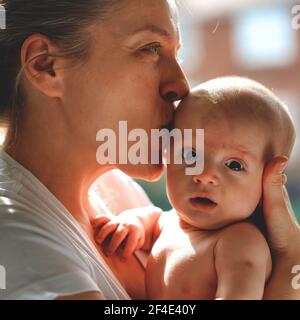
xmin=0 ymin=0 xmax=299 ymax=300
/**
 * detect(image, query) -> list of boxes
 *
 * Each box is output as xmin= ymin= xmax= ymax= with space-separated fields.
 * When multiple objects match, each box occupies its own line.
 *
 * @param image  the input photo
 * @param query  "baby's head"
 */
xmin=167 ymin=76 xmax=296 ymax=230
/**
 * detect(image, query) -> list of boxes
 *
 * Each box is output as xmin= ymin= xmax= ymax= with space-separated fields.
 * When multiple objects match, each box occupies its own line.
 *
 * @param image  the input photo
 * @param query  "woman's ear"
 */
xmin=21 ymin=34 xmax=65 ymax=99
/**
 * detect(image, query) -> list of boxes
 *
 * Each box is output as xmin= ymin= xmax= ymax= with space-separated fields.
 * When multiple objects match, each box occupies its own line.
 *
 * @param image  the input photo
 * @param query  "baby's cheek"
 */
xmin=166 ymin=170 xmax=179 ymax=205
xmin=166 ymin=170 xmax=186 ymax=210
xmin=249 ymin=171 xmax=264 ymax=204
xmin=167 ymin=183 xmax=182 ymax=210
xmin=229 ymin=179 xmax=262 ymax=219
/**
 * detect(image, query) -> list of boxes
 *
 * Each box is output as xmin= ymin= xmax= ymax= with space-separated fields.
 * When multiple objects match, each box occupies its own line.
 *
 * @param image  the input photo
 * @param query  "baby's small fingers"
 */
xmin=136 ymin=235 xmax=145 ymax=251
xmin=121 ymin=230 xmax=140 ymax=259
xmin=107 ymin=225 xmax=129 ymax=255
xmin=92 ymin=215 xmax=111 ymax=229
xmin=96 ymin=222 xmax=119 ymax=244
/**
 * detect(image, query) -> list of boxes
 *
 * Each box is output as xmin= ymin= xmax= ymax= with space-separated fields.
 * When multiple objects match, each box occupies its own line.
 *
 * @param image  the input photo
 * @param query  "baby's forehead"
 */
xmin=178 ymin=87 xmax=271 ymax=115
xmin=175 ymin=88 xmax=276 ymax=151
xmin=175 ymin=85 xmax=283 ymax=134
xmin=174 ymin=77 xmax=295 ymax=160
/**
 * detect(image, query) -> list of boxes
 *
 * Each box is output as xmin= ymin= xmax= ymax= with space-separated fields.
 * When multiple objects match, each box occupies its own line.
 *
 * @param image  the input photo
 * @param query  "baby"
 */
xmin=93 ymin=77 xmax=296 ymax=300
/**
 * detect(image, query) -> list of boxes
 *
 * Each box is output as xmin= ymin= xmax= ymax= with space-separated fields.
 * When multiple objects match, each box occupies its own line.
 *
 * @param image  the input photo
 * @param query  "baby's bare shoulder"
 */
xmin=218 ymin=222 xmax=266 ymax=244
xmin=215 ymin=222 xmax=271 ymax=270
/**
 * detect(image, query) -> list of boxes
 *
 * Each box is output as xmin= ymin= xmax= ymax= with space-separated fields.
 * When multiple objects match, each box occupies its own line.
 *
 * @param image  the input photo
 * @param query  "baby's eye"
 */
xmin=182 ymin=148 xmax=197 ymax=164
xmin=225 ymin=160 xmax=245 ymax=172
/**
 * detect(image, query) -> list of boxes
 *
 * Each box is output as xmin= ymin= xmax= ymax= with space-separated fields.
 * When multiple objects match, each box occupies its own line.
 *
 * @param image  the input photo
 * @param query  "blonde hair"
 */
xmin=190 ymin=76 xmax=296 ymax=159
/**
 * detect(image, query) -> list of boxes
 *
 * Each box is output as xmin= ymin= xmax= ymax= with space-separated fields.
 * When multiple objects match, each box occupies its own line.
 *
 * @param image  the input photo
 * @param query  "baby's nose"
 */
xmin=193 ymin=169 xmax=219 ymax=186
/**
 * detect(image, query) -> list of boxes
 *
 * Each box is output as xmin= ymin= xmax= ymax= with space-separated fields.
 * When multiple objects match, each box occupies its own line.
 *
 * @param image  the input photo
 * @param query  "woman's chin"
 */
xmin=118 ymin=163 xmax=165 ymax=182
xmin=143 ymin=164 xmax=165 ymax=182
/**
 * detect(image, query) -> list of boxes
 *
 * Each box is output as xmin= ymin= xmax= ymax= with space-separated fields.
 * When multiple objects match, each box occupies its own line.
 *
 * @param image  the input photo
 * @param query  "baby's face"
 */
xmin=167 ymin=98 xmax=269 ymax=230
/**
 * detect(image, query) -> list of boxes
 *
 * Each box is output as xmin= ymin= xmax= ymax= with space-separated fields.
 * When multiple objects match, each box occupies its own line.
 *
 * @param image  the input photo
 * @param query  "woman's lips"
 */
xmin=189 ymin=196 xmax=218 ymax=212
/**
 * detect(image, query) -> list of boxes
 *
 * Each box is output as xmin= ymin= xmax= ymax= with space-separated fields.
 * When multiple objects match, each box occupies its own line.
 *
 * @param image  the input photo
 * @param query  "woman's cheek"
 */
xmin=130 ymin=57 xmax=161 ymax=85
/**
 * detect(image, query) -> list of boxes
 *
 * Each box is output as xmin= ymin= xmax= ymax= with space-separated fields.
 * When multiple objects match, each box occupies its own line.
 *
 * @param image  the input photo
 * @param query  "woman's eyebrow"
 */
xmin=129 ymin=24 xmax=172 ymax=39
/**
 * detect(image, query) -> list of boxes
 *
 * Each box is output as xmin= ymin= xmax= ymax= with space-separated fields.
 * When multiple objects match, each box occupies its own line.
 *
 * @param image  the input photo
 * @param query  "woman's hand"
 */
xmin=92 ymin=211 xmax=146 ymax=260
xmin=262 ymin=156 xmax=300 ymax=299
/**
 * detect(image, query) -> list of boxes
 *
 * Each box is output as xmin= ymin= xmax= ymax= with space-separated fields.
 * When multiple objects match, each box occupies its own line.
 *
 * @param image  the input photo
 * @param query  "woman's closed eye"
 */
xmin=225 ymin=159 xmax=245 ymax=172
xmin=140 ymin=43 xmax=162 ymax=56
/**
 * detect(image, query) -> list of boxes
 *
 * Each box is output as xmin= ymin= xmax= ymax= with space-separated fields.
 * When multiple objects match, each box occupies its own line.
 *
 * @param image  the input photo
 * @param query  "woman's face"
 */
xmin=62 ymin=0 xmax=189 ymax=181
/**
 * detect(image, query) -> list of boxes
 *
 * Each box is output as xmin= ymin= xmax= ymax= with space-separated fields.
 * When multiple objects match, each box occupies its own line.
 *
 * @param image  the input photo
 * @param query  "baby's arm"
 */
xmin=214 ymin=222 xmax=272 ymax=300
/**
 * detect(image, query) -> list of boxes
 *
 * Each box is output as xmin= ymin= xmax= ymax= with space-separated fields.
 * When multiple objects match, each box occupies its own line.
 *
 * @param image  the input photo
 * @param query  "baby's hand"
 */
xmin=92 ymin=211 xmax=145 ymax=259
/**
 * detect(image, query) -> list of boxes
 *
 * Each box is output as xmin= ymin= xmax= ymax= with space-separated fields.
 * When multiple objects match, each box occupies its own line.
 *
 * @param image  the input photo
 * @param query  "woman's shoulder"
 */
xmin=0 ymin=203 xmax=89 ymax=271
xmin=0 ymin=204 xmax=105 ymax=300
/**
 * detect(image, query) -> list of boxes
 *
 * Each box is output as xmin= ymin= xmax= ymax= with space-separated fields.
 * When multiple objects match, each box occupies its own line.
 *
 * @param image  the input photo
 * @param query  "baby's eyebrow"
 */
xmin=228 ymin=146 xmax=257 ymax=161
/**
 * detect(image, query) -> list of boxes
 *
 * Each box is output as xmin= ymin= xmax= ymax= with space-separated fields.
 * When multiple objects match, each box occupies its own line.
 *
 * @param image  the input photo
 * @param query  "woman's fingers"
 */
xmin=283 ymin=186 xmax=298 ymax=225
xmin=107 ymin=225 xmax=129 ymax=255
xmin=263 ymin=156 xmax=288 ymax=215
xmin=262 ymin=156 xmax=300 ymax=254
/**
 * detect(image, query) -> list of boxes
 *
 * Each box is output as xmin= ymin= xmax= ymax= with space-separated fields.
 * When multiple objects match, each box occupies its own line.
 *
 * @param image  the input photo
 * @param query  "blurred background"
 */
xmin=136 ymin=0 xmax=300 ymax=219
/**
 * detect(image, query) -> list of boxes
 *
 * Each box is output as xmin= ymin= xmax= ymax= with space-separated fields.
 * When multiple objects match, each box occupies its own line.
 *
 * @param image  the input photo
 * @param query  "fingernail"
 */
xmin=282 ymin=174 xmax=288 ymax=185
xmin=277 ymin=161 xmax=288 ymax=174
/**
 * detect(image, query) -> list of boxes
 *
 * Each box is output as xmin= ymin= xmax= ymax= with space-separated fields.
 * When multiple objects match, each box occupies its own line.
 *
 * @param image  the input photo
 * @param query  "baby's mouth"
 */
xmin=190 ymin=196 xmax=218 ymax=212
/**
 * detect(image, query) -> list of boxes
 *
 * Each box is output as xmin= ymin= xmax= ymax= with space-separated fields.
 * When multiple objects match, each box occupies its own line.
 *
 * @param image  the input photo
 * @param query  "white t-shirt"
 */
xmin=0 ymin=149 xmax=134 ymax=300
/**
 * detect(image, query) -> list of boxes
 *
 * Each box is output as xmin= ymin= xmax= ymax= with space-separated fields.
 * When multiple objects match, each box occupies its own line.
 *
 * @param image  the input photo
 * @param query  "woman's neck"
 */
xmin=4 ymin=121 xmax=112 ymax=231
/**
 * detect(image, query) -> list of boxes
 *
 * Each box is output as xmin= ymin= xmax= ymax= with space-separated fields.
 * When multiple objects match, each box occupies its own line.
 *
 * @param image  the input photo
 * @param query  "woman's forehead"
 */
xmin=105 ymin=0 xmax=179 ymax=34
xmin=91 ymin=0 xmax=180 ymax=48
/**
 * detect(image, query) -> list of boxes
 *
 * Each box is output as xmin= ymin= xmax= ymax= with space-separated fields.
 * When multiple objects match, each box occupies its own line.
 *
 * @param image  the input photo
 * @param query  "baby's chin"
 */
xmin=178 ymin=211 xmax=252 ymax=231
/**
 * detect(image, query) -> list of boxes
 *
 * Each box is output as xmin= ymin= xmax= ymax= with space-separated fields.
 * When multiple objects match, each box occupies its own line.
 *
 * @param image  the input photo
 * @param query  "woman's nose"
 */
xmin=160 ymin=62 xmax=190 ymax=102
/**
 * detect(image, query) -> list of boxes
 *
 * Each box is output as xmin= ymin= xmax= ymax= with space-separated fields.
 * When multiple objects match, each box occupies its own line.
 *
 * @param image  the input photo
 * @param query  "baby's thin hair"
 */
xmin=187 ymin=76 xmax=297 ymax=238
xmin=191 ymin=76 xmax=296 ymax=159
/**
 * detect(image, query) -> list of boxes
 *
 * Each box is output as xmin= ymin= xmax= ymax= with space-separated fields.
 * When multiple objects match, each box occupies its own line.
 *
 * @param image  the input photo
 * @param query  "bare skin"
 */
xmin=96 ymin=92 xmax=276 ymax=299
xmin=94 ymin=83 xmax=300 ymax=300
xmin=144 ymin=93 xmax=275 ymax=299
xmin=4 ymin=0 xmax=300 ymax=300
xmin=4 ymin=0 xmax=188 ymax=300
xmin=93 ymin=157 xmax=300 ymax=300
